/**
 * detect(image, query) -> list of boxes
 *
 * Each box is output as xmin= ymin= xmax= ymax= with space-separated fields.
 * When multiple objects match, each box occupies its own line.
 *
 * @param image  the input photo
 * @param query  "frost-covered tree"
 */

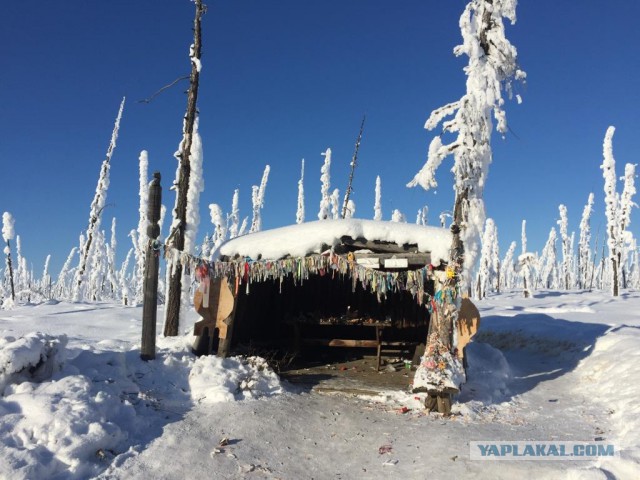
xmin=330 ymin=188 xmax=341 ymax=219
xmin=318 ymin=148 xmax=332 ymax=220
xmin=569 ymin=231 xmax=576 ymax=286
xmin=296 ymin=159 xmax=305 ymax=224
xmin=619 ymin=163 xmax=637 ymax=288
xmin=134 ymin=150 xmax=150 ymax=304
xmin=73 ymin=98 xmax=125 ymax=301
xmin=601 ymin=126 xmax=619 ymax=295
xmin=209 ymin=204 xmax=227 ymax=251
xmin=517 ymin=220 xmax=535 ymax=296
xmin=228 ymin=189 xmax=240 ymax=239
xmin=557 ymin=205 xmax=571 ymax=290
xmin=628 ymin=237 xmax=639 ymax=289
xmin=164 ymin=0 xmax=205 ymax=336
xmin=490 ymin=220 xmax=500 ymax=292
xmin=159 ymin=204 xmax=167 ymax=240
xmin=518 ymin=252 xmax=535 ymax=298
xmin=344 ymin=199 xmax=356 ymax=219
xmin=40 ymin=254 xmax=51 ymax=299
xmin=54 ymin=247 xmax=77 ymax=299
xmin=407 ymin=0 xmax=525 ymax=283
xmin=166 ymin=117 xmax=204 ymax=333
xmin=477 ymin=218 xmax=498 ymax=299
xmin=373 ymin=176 xmax=382 ymax=221
xmin=238 ymin=217 xmax=249 ymax=237
xmin=416 ymin=206 xmax=429 ymax=226
xmin=538 ymin=227 xmax=558 ymax=289
xmin=501 ymin=240 xmax=517 ymax=290
xmin=2 ymin=212 xmax=16 ymax=302
xmin=578 ymin=193 xmax=594 ymax=289
xmin=391 ymin=209 xmax=407 ymax=223
xmin=250 ymin=165 xmax=270 ymax=233
xmin=106 ymin=218 xmax=119 ymax=297
xmin=408 ymin=0 xmax=524 ymax=407
xmin=120 ymin=248 xmax=134 ymax=306
xmin=88 ymin=229 xmax=107 ymax=301
xmin=15 ymin=236 xmax=25 ymax=297
xmin=599 ymin=126 xmax=637 ymax=295
xmin=200 ymin=234 xmax=212 ymax=260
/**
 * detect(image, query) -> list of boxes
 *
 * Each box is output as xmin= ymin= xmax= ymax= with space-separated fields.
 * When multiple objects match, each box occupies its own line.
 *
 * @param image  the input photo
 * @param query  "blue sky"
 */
xmin=1 ymin=0 xmax=639 ymax=274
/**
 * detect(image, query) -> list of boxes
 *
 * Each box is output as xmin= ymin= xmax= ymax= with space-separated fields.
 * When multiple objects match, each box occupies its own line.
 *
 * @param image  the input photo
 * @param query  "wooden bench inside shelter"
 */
xmin=289 ymin=320 xmax=418 ymax=371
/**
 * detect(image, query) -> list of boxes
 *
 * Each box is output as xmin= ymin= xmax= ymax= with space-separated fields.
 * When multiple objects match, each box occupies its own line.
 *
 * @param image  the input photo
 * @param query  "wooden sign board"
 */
xmin=457 ymin=297 xmax=480 ymax=360
xmin=384 ymin=258 xmax=408 ymax=268
xmin=193 ymin=277 xmax=234 ymax=339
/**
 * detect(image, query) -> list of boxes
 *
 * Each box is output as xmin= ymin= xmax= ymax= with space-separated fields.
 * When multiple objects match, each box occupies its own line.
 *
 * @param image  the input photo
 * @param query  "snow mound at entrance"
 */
xmin=0 ymin=332 xmax=67 ymax=393
xmin=462 ymin=341 xmax=511 ymax=402
xmin=189 ymin=355 xmax=284 ymax=403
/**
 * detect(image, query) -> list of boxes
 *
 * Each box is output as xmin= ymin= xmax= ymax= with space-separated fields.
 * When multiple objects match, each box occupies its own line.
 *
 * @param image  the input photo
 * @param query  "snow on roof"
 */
xmin=218 ymin=219 xmax=452 ymax=264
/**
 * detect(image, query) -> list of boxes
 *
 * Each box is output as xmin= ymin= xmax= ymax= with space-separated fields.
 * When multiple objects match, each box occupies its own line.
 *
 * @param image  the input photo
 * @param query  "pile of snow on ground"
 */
xmin=189 ymin=355 xmax=283 ymax=403
xmin=0 ymin=328 xmax=284 ymax=480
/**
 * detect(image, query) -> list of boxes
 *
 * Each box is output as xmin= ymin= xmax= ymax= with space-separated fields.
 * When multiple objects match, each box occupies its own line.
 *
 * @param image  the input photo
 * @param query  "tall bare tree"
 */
xmin=341 ymin=115 xmax=365 ymax=219
xmin=164 ymin=0 xmax=206 ymax=336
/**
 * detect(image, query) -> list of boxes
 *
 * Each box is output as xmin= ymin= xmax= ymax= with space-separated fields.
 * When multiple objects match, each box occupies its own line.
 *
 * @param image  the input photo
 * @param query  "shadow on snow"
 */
xmin=458 ymin=313 xmax=610 ymax=405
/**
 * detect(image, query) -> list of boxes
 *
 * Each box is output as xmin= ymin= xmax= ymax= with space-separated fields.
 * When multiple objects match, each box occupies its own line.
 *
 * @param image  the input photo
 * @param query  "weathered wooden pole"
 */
xmin=141 ymin=172 xmax=162 ymax=361
xmin=164 ymin=0 xmax=206 ymax=336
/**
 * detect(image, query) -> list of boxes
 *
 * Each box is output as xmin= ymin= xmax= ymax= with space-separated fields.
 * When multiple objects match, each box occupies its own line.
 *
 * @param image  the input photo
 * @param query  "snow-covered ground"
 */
xmin=0 ymin=290 xmax=638 ymax=479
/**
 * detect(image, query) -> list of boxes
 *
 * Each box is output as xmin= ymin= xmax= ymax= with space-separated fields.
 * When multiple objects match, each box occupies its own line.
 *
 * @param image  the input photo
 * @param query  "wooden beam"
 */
xmin=338 ymin=236 xmax=422 ymax=254
xmin=303 ymin=339 xmax=379 ymax=348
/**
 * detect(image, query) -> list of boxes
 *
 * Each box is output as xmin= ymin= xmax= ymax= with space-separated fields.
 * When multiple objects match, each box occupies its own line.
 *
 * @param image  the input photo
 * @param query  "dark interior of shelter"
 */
xmin=227 ymin=272 xmax=434 ymax=368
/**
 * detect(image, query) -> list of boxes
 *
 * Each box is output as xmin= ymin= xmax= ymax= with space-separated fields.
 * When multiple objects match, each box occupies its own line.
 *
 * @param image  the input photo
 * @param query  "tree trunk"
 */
xmin=341 ymin=115 xmax=365 ymax=219
xmin=611 ymin=256 xmax=619 ymax=296
xmin=5 ymin=240 xmax=15 ymax=301
xmin=164 ymin=0 xmax=205 ymax=337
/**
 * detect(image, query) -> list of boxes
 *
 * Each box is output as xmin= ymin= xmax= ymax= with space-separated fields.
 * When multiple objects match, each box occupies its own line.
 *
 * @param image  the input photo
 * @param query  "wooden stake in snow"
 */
xmin=341 ymin=115 xmax=365 ymax=219
xmin=164 ymin=0 xmax=206 ymax=336
xmin=141 ymin=173 xmax=162 ymax=360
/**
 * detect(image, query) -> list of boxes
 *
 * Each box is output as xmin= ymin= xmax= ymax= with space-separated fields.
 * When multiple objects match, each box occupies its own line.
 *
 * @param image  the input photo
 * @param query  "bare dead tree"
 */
xmin=341 ymin=115 xmax=365 ymax=219
xmin=164 ymin=0 xmax=206 ymax=337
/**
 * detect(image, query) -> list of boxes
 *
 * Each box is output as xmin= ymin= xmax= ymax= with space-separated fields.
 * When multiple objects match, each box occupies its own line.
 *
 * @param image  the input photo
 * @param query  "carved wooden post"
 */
xmin=141 ymin=172 xmax=162 ymax=360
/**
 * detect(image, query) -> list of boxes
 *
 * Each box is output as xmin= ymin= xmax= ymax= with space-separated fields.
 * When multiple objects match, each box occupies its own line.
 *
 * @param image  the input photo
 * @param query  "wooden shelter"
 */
xmin=192 ymin=219 xmax=453 ymax=368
